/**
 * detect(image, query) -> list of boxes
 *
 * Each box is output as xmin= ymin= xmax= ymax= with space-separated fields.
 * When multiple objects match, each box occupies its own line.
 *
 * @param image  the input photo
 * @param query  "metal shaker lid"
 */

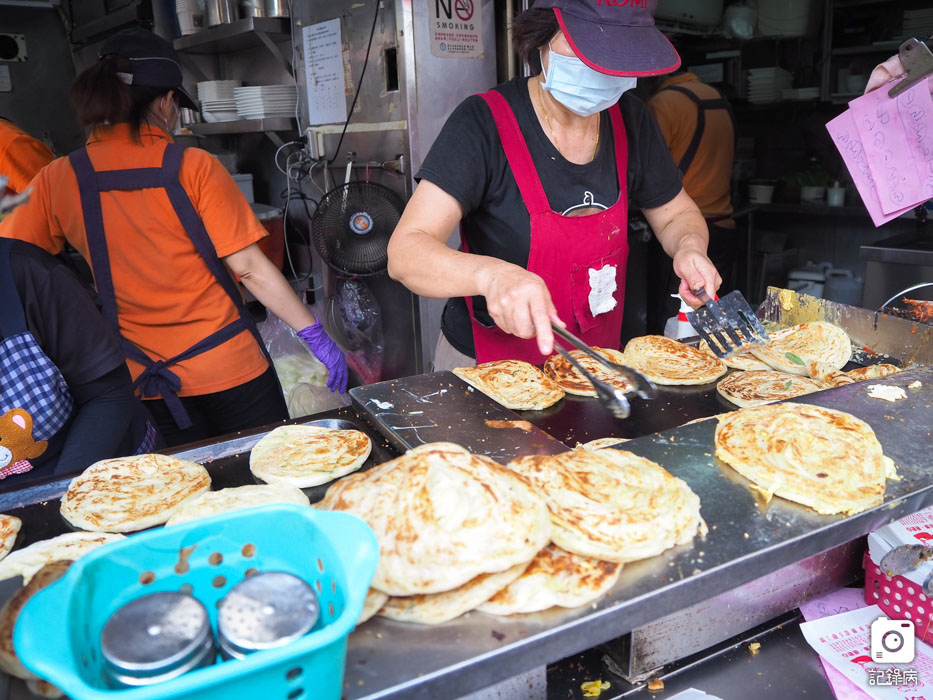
xmin=217 ymin=571 xmax=319 ymax=658
xmin=101 ymin=592 xmax=214 ymax=685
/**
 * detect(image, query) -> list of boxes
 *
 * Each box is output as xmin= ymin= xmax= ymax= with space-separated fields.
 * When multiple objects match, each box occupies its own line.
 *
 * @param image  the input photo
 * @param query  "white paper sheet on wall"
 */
xmin=302 ymin=18 xmax=347 ymax=126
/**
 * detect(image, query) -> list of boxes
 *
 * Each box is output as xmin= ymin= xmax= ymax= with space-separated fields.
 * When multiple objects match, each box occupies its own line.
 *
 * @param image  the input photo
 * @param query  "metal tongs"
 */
xmin=879 ymin=544 xmax=933 ymax=596
xmin=888 ymin=37 xmax=933 ymax=98
xmin=550 ymin=323 xmax=657 ymax=420
xmin=685 ymin=288 xmax=770 ymax=358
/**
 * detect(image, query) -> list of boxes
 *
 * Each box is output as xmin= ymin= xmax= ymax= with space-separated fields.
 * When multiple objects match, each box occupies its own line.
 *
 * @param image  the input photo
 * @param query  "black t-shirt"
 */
xmin=416 ymin=77 xmax=683 ymax=357
xmin=5 ymin=240 xmax=127 ymax=469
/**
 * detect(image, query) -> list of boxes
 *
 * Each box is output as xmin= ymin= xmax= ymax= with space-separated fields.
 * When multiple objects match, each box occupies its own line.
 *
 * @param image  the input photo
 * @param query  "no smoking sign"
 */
xmin=455 ymin=0 xmax=473 ymax=21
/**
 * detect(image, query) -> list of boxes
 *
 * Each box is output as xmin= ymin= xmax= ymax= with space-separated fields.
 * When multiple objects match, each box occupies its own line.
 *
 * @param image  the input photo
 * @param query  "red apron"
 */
xmin=464 ymin=89 xmax=630 ymax=365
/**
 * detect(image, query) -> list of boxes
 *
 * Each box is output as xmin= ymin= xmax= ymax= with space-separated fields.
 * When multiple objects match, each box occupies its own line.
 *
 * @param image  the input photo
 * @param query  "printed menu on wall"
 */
xmin=302 ymin=18 xmax=347 ymax=126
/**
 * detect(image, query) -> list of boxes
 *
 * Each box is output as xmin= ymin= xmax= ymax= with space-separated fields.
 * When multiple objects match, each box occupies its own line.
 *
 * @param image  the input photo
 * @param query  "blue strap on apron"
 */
xmin=68 ymin=143 xmax=279 ymax=430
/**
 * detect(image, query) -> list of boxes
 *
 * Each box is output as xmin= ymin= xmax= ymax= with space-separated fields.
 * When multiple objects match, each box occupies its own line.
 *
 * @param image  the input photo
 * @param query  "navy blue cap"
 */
xmin=532 ymin=0 xmax=680 ymax=76
xmin=98 ymin=27 xmax=197 ymax=109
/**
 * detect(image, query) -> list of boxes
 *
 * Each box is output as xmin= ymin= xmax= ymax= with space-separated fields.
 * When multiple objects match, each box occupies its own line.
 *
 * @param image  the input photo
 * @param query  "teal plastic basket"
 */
xmin=15 ymin=504 xmax=378 ymax=700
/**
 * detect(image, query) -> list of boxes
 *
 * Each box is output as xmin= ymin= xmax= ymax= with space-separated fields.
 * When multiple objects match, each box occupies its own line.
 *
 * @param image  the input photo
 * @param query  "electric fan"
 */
xmin=309 ymin=181 xmax=404 ymax=276
xmin=308 ymin=181 xmax=405 ymax=384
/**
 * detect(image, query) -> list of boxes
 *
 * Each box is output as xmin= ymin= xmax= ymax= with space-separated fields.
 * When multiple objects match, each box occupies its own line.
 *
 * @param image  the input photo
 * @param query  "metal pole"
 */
xmin=505 ymin=0 xmax=516 ymax=80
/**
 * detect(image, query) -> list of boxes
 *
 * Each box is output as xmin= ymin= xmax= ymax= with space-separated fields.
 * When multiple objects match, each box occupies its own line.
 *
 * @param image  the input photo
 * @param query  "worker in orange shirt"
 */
xmin=0 ymin=27 xmax=347 ymax=447
xmin=0 ymin=117 xmax=54 ymax=195
xmin=644 ymin=71 xmax=736 ymax=334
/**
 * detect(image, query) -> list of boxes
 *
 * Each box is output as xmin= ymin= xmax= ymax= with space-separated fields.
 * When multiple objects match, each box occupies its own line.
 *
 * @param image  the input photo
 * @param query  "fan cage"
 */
xmin=309 ymin=182 xmax=405 ymax=276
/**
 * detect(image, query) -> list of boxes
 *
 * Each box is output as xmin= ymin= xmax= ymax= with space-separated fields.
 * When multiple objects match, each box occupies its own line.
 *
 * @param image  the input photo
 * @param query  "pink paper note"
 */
xmin=826 ymin=110 xmax=916 ymax=226
xmin=800 ymin=587 xmax=872 ymax=700
xmin=848 ymin=77 xmax=933 ymax=214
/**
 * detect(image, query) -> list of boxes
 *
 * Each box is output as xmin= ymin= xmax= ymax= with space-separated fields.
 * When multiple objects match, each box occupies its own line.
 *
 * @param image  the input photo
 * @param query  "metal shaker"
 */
xmin=100 ymin=592 xmax=215 ymax=687
xmin=216 ymin=571 xmax=319 ymax=659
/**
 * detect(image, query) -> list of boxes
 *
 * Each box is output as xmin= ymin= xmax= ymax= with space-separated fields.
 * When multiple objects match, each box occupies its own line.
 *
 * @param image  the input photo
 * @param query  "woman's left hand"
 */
xmin=673 ymin=247 xmax=722 ymax=308
xmin=224 ymin=244 xmax=348 ymax=392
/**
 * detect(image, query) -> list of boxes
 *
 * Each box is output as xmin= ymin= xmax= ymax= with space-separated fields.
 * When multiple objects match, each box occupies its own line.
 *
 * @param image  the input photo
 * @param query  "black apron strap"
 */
xmin=0 ymin=238 xmax=28 ymax=337
xmin=662 ymin=85 xmax=735 ymax=175
xmin=159 ymin=144 xmax=278 ymax=372
xmin=95 ymin=167 xmax=164 ymax=191
xmin=68 ymin=149 xmax=121 ymax=328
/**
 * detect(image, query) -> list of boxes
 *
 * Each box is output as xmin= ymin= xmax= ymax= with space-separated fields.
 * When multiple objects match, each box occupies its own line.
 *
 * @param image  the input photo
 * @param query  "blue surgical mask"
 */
xmin=540 ymin=42 xmax=637 ymax=117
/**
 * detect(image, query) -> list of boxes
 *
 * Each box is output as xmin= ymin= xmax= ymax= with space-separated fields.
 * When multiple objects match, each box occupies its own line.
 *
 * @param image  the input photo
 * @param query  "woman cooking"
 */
xmin=387 ymin=0 xmax=722 ymax=369
xmin=0 ymin=27 xmax=346 ymax=447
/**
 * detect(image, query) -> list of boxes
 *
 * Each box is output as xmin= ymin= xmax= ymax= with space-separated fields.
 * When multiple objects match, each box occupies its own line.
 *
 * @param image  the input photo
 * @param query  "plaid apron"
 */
xmin=0 ymin=238 xmax=74 ymax=478
xmin=0 ymin=240 xmax=158 ymax=480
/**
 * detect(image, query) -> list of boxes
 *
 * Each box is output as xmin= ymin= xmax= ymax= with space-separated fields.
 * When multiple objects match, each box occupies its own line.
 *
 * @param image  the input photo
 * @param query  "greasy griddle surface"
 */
xmin=522 ymin=381 xmax=731 ymax=446
xmin=350 ymin=372 xmax=568 ymax=462
xmin=0 ymin=411 xmax=396 ymax=548
xmin=522 ymin=354 xmax=885 ymax=446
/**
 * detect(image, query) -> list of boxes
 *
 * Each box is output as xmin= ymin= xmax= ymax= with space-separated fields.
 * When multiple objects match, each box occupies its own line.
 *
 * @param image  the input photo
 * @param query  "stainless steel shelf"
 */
xmin=861 ymin=231 xmax=933 ymax=266
xmin=750 ymin=202 xmax=871 ymax=217
xmin=173 ymin=17 xmax=290 ymax=53
xmin=185 ymin=118 xmax=296 ymax=136
xmin=832 ymin=42 xmax=902 ymax=56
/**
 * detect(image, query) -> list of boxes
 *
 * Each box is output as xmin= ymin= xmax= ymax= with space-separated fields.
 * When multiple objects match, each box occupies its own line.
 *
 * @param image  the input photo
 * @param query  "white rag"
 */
xmin=588 ymin=264 xmax=618 ymax=316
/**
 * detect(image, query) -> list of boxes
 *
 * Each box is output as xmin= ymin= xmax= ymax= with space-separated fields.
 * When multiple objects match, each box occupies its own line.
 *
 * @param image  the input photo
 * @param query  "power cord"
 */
xmin=327 ymin=0 xmax=381 ymax=165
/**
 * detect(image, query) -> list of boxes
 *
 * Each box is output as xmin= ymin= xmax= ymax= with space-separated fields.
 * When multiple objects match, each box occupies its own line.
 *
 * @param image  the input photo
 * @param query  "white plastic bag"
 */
xmin=259 ymin=309 xmax=350 ymax=418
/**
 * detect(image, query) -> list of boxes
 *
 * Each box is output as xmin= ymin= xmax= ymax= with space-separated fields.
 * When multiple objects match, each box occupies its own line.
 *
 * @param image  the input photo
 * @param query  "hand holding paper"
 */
xmin=827 ymin=77 xmax=933 ymax=226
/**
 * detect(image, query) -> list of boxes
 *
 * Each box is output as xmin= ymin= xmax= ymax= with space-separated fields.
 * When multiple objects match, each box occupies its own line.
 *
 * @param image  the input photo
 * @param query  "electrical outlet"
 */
xmin=305 ymin=127 xmax=321 ymax=160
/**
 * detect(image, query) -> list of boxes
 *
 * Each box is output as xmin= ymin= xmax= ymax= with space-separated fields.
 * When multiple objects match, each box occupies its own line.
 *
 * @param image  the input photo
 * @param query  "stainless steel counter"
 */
xmin=3 ymin=291 xmax=931 ymax=699
xmin=860 ymin=231 xmax=933 ymax=308
xmin=861 ymin=231 xmax=933 ymax=267
xmin=548 ymin=611 xmax=836 ymax=699
xmin=343 ymin=365 xmax=933 ymax=699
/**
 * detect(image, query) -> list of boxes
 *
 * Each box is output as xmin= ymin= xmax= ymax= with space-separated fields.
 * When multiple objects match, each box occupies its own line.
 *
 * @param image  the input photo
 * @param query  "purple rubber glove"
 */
xmin=297 ymin=321 xmax=348 ymax=393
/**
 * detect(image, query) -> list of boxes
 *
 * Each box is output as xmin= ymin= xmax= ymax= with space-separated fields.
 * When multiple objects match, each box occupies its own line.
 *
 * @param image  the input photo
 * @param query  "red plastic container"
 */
xmin=863 ymin=550 xmax=933 ymax=643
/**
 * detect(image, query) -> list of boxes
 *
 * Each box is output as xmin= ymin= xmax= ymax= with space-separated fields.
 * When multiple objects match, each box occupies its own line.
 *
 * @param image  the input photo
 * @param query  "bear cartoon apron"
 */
xmin=0 ymin=239 xmax=154 ymax=478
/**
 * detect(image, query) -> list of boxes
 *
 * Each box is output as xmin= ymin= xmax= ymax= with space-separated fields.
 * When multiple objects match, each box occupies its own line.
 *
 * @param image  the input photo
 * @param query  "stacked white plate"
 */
xmin=234 ymin=85 xmax=298 ymax=120
xmin=903 ymin=9 xmax=933 ymax=39
xmin=747 ymin=67 xmax=793 ymax=104
xmin=781 ymin=87 xmax=819 ymax=101
xmin=756 ymin=0 xmax=813 ymax=38
xmin=198 ymin=80 xmax=241 ymax=122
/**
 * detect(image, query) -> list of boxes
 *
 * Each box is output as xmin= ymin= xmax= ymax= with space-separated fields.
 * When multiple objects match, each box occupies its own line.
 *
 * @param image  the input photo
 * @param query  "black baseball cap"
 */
xmin=532 ymin=0 xmax=680 ymax=77
xmin=98 ymin=27 xmax=197 ymax=109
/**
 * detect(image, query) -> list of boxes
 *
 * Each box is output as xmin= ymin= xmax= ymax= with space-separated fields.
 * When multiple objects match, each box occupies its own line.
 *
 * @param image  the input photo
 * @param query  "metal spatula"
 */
xmin=685 ymin=288 xmax=770 ymax=358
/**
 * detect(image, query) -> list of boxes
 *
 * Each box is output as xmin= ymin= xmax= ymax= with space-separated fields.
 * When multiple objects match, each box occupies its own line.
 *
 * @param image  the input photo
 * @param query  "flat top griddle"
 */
xmin=340 ymin=365 xmax=933 ymax=700
xmin=0 ymin=412 xmax=396 ymax=552
xmin=350 ymin=372 xmax=567 ymax=461
xmin=4 ymin=289 xmax=933 ymax=700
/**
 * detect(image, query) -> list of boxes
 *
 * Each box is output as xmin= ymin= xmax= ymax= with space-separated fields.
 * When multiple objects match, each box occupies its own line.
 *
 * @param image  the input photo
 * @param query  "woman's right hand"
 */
xmin=479 ymin=261 xmax=563 ymax=356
